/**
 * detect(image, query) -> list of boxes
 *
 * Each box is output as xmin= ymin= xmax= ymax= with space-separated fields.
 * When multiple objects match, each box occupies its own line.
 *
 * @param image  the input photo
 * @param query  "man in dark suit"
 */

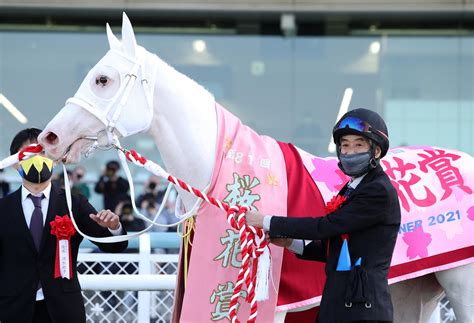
xmin=247 ymin=109 xmax=401 ymax=323
xmin=0 ymin=128 xmax=128 ymax=323
xmin=94 ymin=160 xmax=130 ymax=211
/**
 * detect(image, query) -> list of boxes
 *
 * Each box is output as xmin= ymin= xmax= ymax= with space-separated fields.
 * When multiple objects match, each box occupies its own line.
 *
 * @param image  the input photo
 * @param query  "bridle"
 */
xmin=56 ymin=49 xmax=206 ymax=243
xmin=65 ymin=49 xmax=155 ymax=152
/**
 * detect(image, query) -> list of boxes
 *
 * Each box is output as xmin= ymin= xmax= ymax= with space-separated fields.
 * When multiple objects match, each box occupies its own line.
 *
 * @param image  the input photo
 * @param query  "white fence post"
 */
xmin=138 ymin=233 xmax=151 ymax=323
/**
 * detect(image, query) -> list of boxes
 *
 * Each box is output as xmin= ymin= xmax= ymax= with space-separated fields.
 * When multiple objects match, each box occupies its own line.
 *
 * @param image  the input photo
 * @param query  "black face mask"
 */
xmin=18 ymin=156 xmax=54 ymax=184
xmin=338 ymin=151 xmax=377 ymax=177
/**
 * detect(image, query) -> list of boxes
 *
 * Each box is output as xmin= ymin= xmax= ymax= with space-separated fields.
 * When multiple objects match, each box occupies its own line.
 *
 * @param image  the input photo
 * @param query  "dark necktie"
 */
xmin=29 ymin=194 xmax=45 ymax=251
xmin=343 ymin=186 xmax=355 ymax=198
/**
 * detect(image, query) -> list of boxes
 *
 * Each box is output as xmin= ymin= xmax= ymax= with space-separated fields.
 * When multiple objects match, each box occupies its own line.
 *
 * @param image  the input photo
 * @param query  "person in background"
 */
xmin=52 ymin=170 xmax=73 ymax=190
xmin=0 ymin=168 xmax=10 ymax=197
xmin=136 ymin=175 xmax=167 ymax=207
xmin=140 ymin=196 xmax=166 ymax=233
xmin=115 ymin=198 xmax=145 ymax=232
xmin=71 ymin=166 xmax=90 ymax=199
xmin=163 ymin=188 xmax=178 ymax=233
xmin=94 ymin=160 xmax=129 ymax=211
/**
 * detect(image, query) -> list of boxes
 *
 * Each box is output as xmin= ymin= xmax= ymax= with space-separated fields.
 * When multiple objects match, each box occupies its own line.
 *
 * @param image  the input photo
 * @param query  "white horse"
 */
xmin=38 ymin=13 xmax=474 ymax=323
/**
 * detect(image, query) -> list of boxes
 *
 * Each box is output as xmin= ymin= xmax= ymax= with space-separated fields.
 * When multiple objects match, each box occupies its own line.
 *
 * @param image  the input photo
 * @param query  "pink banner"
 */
xmin=299 ymin=146 xmax=474 ymax=283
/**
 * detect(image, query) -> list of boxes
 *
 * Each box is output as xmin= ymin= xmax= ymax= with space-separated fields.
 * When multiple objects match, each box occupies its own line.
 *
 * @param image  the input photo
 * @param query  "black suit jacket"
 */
xmin=0 ymin=183 xmax=128 ymax=323
xmin=270 ymin=165 xmax=401 ymax=323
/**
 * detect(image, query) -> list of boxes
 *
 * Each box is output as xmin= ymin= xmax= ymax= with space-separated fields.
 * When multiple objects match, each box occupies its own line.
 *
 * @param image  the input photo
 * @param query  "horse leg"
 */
xmin=390 ymin=273 xmax=444 ymax=323
xmin=434 ymin=263 xmax=474 ymax=323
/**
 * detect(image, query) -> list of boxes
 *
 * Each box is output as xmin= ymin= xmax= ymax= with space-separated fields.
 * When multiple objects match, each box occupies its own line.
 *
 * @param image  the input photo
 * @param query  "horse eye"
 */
xmin=95 ymin=75 xmax=109 ymax=86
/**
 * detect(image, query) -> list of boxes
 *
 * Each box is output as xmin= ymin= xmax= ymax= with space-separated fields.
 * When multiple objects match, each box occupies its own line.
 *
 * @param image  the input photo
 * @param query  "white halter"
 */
xmin=60 ymin=49 xmax=201 ymax=243
xmin=66 ymin=49 xmax=155 ymax=142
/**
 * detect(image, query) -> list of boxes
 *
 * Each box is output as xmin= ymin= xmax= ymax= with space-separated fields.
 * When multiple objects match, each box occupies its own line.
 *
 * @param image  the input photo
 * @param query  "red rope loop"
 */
xmin=124 ymin=149 xmax=268 ymax=323
xmin=18 ymin=144 xmax=43 ymax=161
xmin=125 ymin=149 xmax=147 ymax=165
xmin=223 ymin=205 xmax=268 ymax=323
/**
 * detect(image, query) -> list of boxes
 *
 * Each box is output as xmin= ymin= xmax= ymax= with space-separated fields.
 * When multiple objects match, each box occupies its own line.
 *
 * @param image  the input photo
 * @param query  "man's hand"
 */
xmin=245 ymin=210 xmax=265 ymax=229
xmin=90 ymin=209 xmax=121 ymax=230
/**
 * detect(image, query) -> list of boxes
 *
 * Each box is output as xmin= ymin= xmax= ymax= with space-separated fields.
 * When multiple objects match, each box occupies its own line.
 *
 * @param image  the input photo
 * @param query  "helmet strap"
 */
xmin=369 ymin=142 xmax=379 ymax=169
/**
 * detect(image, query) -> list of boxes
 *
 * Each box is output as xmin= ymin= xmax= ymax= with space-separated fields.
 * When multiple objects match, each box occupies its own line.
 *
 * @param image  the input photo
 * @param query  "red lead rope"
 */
xmin=18 ymin=144 xmax=43 ymax=161
xmin=125 ymin=149 xmax=268 ymax=323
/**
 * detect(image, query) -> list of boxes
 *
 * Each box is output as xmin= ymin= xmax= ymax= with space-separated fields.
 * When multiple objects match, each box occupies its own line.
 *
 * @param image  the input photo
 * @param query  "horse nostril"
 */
xmin=45 ymin=132 xmax=59 ymax=145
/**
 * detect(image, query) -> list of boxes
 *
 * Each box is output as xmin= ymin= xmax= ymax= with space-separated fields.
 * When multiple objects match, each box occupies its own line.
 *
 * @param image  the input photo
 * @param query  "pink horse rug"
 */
xmin=173 ymin=104 xmax=474 ymax=322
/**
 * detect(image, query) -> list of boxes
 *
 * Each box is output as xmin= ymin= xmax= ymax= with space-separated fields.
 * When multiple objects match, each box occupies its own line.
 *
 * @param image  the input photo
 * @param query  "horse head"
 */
xmin=39 ymin=13 xmax=156 ymax=163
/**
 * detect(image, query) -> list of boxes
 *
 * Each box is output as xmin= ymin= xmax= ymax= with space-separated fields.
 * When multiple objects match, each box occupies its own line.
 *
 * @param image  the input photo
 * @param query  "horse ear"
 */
xmin=121 ymin=12 xmax=137 ymax=58
xmin=106 ymin=23 xmax=121 ymax=50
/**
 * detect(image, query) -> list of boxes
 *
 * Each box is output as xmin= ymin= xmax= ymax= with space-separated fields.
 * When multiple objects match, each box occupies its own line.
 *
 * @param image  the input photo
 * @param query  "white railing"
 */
xmin=78 ymin=233 xmax=456 ymax=323
xmin=78 ymin=233 xmax=179 ymax=323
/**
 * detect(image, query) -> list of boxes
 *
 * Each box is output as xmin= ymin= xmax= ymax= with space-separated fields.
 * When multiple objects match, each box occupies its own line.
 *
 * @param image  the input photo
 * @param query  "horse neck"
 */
xmin=144 ymin=52 xmax=217 ymax=211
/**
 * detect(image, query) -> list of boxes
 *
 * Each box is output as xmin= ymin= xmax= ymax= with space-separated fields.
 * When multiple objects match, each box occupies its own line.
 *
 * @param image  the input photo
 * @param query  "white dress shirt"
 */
xmin=21 ymin=184 xmax=51 ymax=301
xmin=263 ymin=174 xmax=366 ymax=255
xmin=21 ymin=184 xmax=122 ymax=301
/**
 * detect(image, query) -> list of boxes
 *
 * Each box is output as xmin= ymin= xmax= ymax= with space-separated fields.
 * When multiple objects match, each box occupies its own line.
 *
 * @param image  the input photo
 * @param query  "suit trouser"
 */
xmin=33 ymin=301 xmax=52 ymax=323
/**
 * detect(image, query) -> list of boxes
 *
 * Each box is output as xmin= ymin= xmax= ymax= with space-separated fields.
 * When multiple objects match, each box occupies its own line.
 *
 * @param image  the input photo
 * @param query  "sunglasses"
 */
xmin=335 ymin=116 xmax=388 ymax=140
xmin=335 ymin=116 xmax=371 ymax=132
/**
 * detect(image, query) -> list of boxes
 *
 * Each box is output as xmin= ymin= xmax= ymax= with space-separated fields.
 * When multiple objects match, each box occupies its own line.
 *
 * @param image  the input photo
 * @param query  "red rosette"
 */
xmin=325 ymin=195 xmax=350 ymax=251
xmin=50 ymin=215 xmax=76 ymax=279
xmin=50 ymin=215 xmax=76 ymax=239
xmin=325 ymin=195 xmax=347 ymax=214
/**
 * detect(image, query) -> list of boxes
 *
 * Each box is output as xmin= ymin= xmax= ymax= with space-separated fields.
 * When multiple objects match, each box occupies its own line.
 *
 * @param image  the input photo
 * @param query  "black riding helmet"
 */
xmin=333 ymin=108 xmax=389 ymax=158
